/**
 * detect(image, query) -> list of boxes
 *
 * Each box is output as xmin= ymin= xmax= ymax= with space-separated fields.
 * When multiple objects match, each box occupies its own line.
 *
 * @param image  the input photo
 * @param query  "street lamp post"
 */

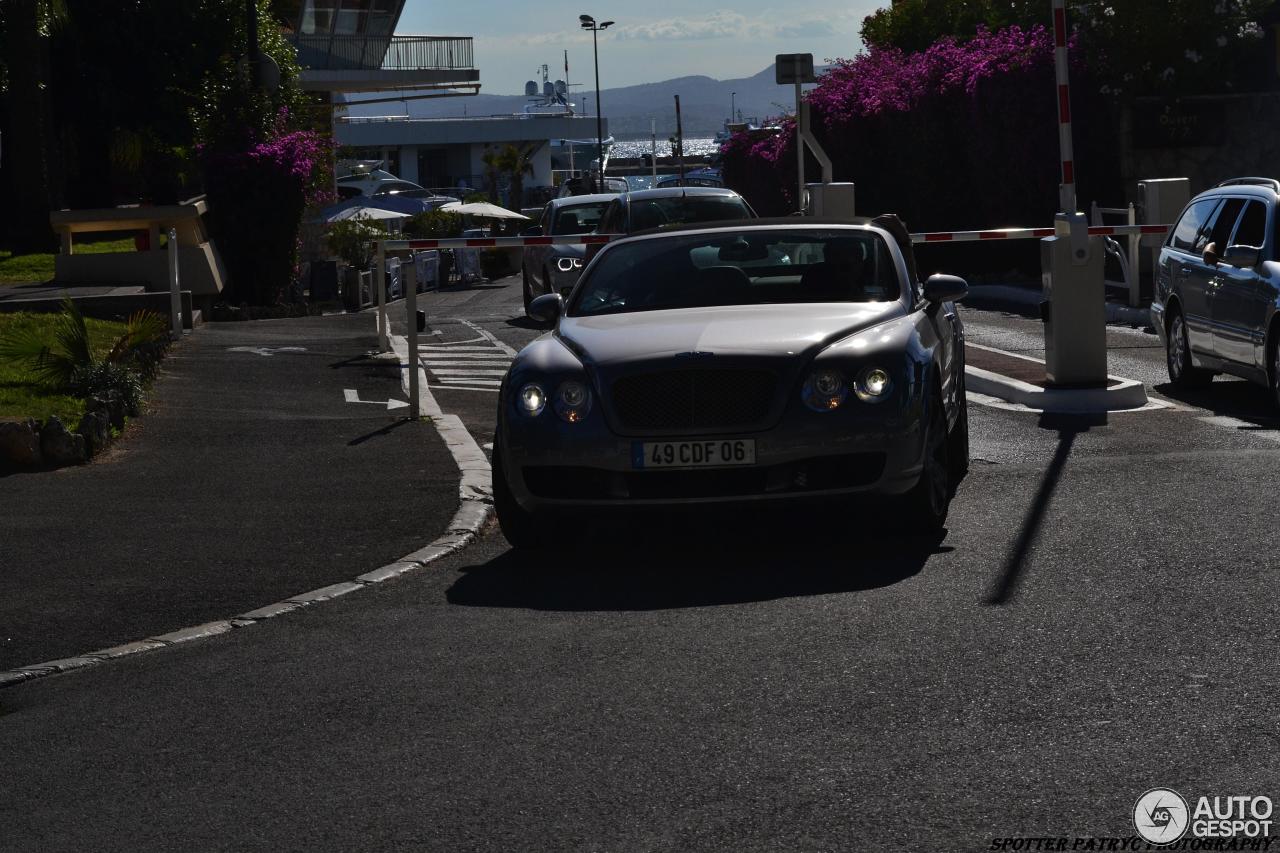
xmin=579 ymin=14 xmax=614 ymax=192
xmin=731 ymin=91 xmax=736 ymax=124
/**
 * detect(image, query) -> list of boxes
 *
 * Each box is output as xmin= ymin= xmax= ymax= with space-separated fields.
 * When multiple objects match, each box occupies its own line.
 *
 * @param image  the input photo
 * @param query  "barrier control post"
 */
xmin=1041 ymin=213 xmax=1106 ymax=386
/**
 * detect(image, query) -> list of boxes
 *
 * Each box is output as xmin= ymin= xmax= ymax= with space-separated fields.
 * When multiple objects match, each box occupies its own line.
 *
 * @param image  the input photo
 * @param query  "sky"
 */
xmin=397 ymin=0 xmax=886 ymax=94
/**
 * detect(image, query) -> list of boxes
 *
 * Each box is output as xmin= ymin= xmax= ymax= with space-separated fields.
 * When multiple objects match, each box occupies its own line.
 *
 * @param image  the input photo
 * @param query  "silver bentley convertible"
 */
xmin=492 ymin=217 xmax=970 ymax=549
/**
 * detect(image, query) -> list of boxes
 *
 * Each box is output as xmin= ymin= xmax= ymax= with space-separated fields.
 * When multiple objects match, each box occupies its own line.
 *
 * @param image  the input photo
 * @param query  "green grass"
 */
xmin=0 ymin=312 xmax=128 ymax=423
xmin=0 ymin=236 xmax=141 ymax=286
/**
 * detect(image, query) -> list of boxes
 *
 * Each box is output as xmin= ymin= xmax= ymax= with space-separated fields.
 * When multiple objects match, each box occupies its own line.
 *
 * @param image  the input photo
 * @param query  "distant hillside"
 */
xmin=341 ymin=64 xmax=820 ymax=138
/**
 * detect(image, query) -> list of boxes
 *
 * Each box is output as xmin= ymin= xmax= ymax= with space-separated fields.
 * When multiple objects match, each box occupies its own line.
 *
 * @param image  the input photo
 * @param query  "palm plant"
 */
xmin=0 ymin=297 xmax=93 ymax=387
xmin=480 ymin=148 xmax=503 ymax=203
xmin=0 ymin=297 xmax=168 ymax=390
xmin=494 ymin=142 xmax=539 ymax=210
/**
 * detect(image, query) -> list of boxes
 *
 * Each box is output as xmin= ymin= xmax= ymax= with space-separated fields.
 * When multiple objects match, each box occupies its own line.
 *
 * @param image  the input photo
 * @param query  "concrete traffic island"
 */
xmin=965 ymin=342 xmax=1149 ymax=412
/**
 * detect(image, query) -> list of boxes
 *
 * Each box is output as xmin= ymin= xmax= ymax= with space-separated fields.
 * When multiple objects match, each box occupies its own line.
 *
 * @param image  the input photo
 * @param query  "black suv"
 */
xmin=1151 ymin=177 xmax=1280 ymax=406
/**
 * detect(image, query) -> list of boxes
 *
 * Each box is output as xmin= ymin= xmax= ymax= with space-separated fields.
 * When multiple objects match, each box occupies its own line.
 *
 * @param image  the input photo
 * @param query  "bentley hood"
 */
xmin=557 ymin=302 xmax=906 ymax=368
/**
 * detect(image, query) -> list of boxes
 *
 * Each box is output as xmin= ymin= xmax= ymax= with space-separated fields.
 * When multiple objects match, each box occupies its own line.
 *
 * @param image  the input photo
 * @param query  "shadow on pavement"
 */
xmin=447 ymin=508 xmax=948 ymax=611
xmin=985 ymin=412 xmax=1102 ymax=605
xmin=504 ymin=316 xmax=546 ymax=331
xmin=348 ymin=417 xmax=413 ymax=446
xmin=1153 ymin=378 xmax=1280 ymax=429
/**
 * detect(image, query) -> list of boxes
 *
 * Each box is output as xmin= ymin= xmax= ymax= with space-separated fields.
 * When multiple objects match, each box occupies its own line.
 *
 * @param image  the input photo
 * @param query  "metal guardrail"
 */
xmin=290 ymin=33 xmax=474 ymax=71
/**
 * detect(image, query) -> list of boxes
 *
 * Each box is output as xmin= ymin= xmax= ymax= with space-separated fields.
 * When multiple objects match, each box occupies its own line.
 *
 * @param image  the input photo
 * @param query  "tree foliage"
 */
xmin=860 ymin=0 xmax=1275 ymax=99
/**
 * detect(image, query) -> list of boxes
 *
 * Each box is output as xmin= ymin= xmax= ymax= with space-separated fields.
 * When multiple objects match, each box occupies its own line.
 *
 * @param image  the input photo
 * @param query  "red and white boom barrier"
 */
xmin=380 ymin=235 xmax=614 ymax=251
xmin=375 ymin=224 xmax=1171 ymax=253
xmin=910 ymin=224 xmax=1170 ymax=244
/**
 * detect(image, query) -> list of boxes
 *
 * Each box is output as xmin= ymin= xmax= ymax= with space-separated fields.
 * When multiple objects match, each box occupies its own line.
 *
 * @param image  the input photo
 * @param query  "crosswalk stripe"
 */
xmin=420 ymin=346 xmax=504 ymax=352
xmin=431 ymin=381 xmax=502 ymax=389
xmin=429 ymin=368 xmax=509 ymax=376
xmin=420 ymin=355 xmax=512 ymax=362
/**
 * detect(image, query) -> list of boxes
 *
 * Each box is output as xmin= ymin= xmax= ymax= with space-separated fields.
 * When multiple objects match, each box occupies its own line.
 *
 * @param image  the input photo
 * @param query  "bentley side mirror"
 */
xmin=528 ymin=293 xmax=564 ymax=326
xmin=1223 ymin=244 xmax=1261 ymax=268
xmin=922 ymin=274 xmax=968 ymax=304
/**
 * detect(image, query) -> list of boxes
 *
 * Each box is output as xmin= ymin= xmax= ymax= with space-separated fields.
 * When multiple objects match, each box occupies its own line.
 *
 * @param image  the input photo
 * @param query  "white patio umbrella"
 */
xmin=439 ymin=201 xmax=530 ymax=220
xmin=326 ymin=205 xmax=409 ymax=223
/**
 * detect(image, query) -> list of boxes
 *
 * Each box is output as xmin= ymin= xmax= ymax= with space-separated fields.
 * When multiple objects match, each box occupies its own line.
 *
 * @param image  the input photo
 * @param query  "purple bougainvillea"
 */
xmin=722 ymin=24 xmax=1118 ymax=275
xmin=202 ymin=110 xmax=333 ymax=305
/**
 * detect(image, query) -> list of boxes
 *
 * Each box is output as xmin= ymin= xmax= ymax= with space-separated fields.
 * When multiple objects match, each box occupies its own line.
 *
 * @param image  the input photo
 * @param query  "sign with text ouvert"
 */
xmin=775 ymin=53 xmax=816 ymax=85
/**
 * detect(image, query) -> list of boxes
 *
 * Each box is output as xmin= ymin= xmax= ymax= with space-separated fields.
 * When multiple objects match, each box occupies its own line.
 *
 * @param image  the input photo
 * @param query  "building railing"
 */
xmin=337 ymin=112 xmax=597 ymax=124
xmin=290 ymin=33 xmax=475 ymax=71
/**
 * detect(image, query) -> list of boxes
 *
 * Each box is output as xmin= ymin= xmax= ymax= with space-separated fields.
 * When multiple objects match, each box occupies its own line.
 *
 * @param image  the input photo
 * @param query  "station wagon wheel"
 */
xmin=1271 ymin=332 xmax=1280 ymax=411
xmin=522 ymin=267 xmax=534 ymax=315
xmin=1166 ymin=308 xmax=1212 ymax=388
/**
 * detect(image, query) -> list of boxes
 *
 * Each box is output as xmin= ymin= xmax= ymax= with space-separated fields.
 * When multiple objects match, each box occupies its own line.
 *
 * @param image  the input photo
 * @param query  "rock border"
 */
xmin=1 ymin=395 xmax=135 ymax=472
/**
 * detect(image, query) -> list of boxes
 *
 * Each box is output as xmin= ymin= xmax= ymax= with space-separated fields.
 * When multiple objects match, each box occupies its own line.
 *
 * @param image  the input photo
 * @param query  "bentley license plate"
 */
xmin=632 ymin=439 xmax=756 ymax=469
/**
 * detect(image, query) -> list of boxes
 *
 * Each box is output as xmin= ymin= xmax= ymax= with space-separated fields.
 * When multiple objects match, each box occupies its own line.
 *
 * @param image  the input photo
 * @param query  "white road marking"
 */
xmin=417 ymin=322 xmax=515 ymax=391
xmin=456 ymin=318 xmax=520 ymax=357
xmin=429 ymin=368 xmax=509 ymax=377
xmin=344 ymin=388 xmax=409 ymax=410
xmin=430 ymin=384 xmax=501 ymax=393
xmin=1197 ymin=415 xmax=1280 ymax=443
xmin=227 ymin=346 xmax=307 ymax=357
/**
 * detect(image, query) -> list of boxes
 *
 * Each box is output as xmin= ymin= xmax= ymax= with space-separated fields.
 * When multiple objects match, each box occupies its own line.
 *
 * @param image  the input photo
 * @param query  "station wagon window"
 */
xmin=1233 ymin=200 xmax=1267 ymax=249
xmin=1205 ymin=198 xmax=1246 ymax=251
xmin=553 ymin=202 xmax=609 ymax=235
xmin=571 ymin=230 xmax=900 ymax=316
xmin=1169 ymin=198 xmax=1219 ymax=252
xmin=626 ymin=196 xmax=753 ymax=232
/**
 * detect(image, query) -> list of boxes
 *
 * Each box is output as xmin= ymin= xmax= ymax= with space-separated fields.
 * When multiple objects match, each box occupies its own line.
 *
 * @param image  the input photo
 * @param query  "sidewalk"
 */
xmin=964 ymin=282 xmax=1153 ymax=327
xmin=0 ymin=313 xmax=459 ymax=671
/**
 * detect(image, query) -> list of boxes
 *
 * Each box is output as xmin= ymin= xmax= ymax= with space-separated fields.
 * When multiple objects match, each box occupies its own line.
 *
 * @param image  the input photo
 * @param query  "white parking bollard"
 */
xmin=404 ymin=263 xmax=419 ymax=418
xmin=1041 ymin=212 xmax=1107 ymax=386
xmin=376 ymin=241 xmax=388 ymax=352
xmin=167 ymin=227 xmax=182 ymax=339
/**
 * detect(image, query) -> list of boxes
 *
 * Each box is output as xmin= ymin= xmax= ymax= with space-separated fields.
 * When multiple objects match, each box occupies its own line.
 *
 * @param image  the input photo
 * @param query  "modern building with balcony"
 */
xmin=334 ymin=107 xmax=609 ymax=204
xmin=286 ymin=0 xmax=479 ymax=95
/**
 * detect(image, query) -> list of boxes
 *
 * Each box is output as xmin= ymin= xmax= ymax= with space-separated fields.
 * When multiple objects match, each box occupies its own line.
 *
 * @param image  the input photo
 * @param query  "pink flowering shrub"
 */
xmin=202 ymin=110 xmax=333 ymax=305
xmin=723 ymin=25 xmax=1121 ymax=272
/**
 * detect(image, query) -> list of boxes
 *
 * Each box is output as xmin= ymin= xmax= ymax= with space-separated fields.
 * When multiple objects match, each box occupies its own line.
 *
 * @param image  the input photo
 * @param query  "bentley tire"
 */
xmin=493 ymin=434 xmax=552 ymax=550
xmin=906 ymin=388 xmax=952 ymax=531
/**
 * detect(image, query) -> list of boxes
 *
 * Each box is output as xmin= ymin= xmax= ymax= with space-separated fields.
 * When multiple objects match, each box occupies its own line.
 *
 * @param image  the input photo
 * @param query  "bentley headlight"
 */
xmin=554 ymin=380 xmax=592 ymax=423
xmin=854 ymin=367 xmax=893 ymax=402
xmin=802 ymin=368 xmax=847 ymax=412
xmin=518 ymin=382 xmax=546 ymax=416
xmin=556 ymin=257 xmax=584 ymax=272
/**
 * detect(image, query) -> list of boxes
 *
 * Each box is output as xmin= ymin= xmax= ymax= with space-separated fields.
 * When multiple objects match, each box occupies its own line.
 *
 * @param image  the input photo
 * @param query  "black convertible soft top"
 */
xmin=626 ymin=214 xmax=923 ymax=285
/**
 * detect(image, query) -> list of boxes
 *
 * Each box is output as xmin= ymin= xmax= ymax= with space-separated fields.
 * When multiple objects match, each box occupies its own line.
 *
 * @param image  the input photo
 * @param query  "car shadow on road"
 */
xmin=446 ymin=509 xmax=950 ymax=611
xmin=1153 ymin=378 xmax=1280 ymax=429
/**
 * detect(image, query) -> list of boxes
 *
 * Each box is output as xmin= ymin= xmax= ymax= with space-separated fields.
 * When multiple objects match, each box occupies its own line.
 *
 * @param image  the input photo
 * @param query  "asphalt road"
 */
xmin=0 ymin=314 xmax=457 ymax=669
xmin=3 ymin=277 xmax=1278 ymax=852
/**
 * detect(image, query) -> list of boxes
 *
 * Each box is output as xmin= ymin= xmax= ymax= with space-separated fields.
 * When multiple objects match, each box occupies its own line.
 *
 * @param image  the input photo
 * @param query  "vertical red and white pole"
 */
xmin=1052 ymin=0 xmax=1076 ymax=213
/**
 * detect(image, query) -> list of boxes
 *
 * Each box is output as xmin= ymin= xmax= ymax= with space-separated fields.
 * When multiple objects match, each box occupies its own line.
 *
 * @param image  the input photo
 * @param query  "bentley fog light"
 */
xmin=555 ymin=380 xmax=592 ymax=423
xmin=518 ymin=383 xmax=547 ymax=416
xmin=854 ymin=367 xmax=893 ymax=402
xmin=556 ymin=257 xmax=584 ymax=273
xmin=802 ymin=368 xmax=847 ymax=412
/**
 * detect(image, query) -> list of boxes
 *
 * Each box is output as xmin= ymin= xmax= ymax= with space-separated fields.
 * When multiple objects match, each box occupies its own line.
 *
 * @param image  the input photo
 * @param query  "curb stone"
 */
xmin=0 ymin=325 xmax=494 ymax=691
